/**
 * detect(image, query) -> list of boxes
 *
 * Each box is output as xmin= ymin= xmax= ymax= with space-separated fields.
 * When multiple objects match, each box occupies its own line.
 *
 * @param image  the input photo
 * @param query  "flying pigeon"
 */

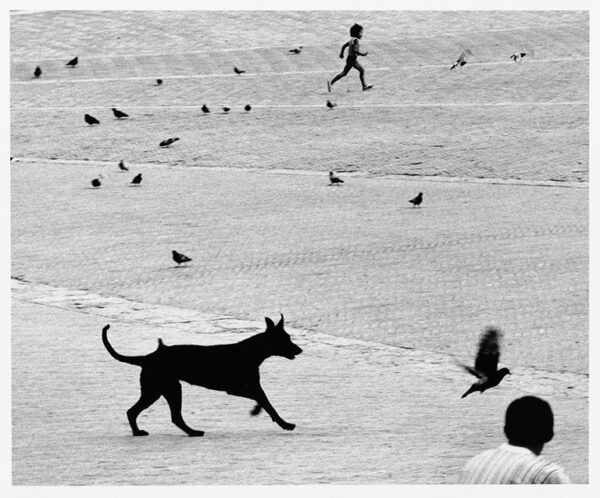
xmin=234 ymin=67 xmax=246 ymax=74
xmin=459 ymin=327 xmax=511 ymax=399
xmin=289 ymin=46 xmax=303 ymax=54
xmin=155 ymin=79 xmax=163 ymax=86
xmin=112 ymin=107 xmax=129 ymax=119
xmin=172 ymin=250 xmax=192 ymax=266
xmin=159 ymin=137 xmax=180 ymax=147
xmin=450 ymin=50 xmax=472 ymax=70
xmin=201 ymin=104 xmax=210 ymax=113
xmin=84 ymin=114 xmax=100 ymax=125
xmin=33 ymin=66 xmax=42 ymax=78
xmin=118 ymin=160 xmax=128 ymax=171
xmin=222 ymin=107 xmax=231 ymax=113
xmin=510 ymin=52 xmax=527 ymax=63
xmin=326 ymin=100 xmax=337 ymax=109
xmin=329 ymin=171 xmax=344 ymax=185
xmin=244 ymin=104 xmax=252 ymax=112
xmin=66 ymin=56 xmax=78 ymax=67
xmin=131 ymin=173 xmax=142 ymax=185
xmin=409 ymin=192 xmax=423 ymax=207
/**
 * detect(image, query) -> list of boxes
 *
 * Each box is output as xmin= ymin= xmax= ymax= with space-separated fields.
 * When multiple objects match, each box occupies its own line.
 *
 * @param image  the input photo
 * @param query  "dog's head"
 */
xmin=265 ymin=314 xmax=302 ymax=360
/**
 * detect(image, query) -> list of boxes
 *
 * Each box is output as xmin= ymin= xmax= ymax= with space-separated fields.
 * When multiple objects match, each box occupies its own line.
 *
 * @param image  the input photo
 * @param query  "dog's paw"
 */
xmin=280 ymin=422 xmax=295 ymax=431
xmin=250 ymin=404 xmax=262 ymax=416
xmin=188 ymin=430 xmax=205 ymax=437
xmin=133 ymin=430 xmax=149 ymax=436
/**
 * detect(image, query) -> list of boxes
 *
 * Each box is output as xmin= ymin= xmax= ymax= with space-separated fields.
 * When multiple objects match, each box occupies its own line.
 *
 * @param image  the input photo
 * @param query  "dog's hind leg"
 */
xmin=127 ymin=390 xmax=160 ymax=436
xmin=163 ymin=381 xmax=205 ymax=437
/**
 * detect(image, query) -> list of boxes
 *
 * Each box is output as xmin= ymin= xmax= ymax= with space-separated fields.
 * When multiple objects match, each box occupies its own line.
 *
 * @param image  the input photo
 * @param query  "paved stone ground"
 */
xmin=11 ymin=161 xmax=588 ymax=485
xmin=11 ymin=160 xmax=588 ymax=373
xmin=10 ymin=10 xmax=589 ymax=487
xmin=12 ymin=283 xmax=587 ymax=485
xmin=10 ymin=10 xmax=588 ymax=182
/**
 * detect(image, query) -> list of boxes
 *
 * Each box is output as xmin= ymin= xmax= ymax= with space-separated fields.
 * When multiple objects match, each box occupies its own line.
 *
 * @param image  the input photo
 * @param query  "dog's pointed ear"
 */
xmin=277 ymin=314 xmax=284 ymax=328
xmin=265 ymin=316 xmax=275 ymax=330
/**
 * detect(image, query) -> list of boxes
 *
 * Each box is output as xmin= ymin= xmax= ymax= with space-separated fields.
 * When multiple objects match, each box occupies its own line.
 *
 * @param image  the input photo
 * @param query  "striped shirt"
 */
xmin=459 ymin=443 xmax=570 ymax=484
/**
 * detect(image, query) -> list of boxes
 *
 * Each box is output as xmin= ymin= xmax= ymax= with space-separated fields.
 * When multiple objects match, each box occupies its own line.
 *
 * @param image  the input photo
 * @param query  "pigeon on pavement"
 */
xmin=409 ymin=192 xmax=423 ymax=207
xmin=84 ymin=114 xmax=100 ymax=125
xmin=172 ymin=250 xmax=192 ymax=265
xmin=510 ymin=52 xmax=528 ymax=62
xmin=112 ymin=108 xmax=129 ymax=119
xmin=329 ymin=171 xmax=344 ymax=185
xmin=159 ymin=137 xmax=180 ymax=147
xmin=450 ymin=50 xmax=472 ymax=70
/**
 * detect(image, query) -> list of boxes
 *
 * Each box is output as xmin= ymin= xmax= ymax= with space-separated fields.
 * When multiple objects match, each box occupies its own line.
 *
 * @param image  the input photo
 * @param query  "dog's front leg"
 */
xmin=252 ymin=386 xmax=295 ymax=431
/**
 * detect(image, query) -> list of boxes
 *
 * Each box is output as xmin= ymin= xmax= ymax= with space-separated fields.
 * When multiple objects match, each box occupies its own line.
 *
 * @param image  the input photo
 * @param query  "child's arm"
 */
xmin=339 ymin=41 xmax=349 ymax=59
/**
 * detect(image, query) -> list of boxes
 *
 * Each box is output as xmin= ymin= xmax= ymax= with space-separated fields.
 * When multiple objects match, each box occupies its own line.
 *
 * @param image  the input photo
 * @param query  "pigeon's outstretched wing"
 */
xmin=458 ymin=361 xmax=484 ymax=379
xmin=474 ymin=327 xmax=502 ymax=377
xmin=451 ymin=49 xmax=473 ymax=68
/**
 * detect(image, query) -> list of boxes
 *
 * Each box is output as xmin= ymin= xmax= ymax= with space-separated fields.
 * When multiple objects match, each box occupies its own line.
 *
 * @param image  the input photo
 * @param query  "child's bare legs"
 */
xmin=354 ymin=61 xmax=372 ymax=90
xmin=330 ymin=62 xmax=353 ymax=87
xmin=329 ymin=60 xmax=372 ymax=91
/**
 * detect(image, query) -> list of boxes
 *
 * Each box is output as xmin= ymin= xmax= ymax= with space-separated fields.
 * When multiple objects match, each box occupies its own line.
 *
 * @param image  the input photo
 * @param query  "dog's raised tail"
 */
xmin=102 ymin=324 xmax=146 ymax=367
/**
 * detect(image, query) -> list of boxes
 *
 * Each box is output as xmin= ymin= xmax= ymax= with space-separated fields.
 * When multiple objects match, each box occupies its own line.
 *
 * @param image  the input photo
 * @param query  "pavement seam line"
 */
xmin=12 ymin=279 xmax=588 ymax=399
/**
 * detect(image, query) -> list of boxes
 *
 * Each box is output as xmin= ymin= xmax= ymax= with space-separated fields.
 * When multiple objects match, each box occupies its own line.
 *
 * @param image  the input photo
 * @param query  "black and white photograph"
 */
xmin=6 ymin=0 xmax=596 ymax=494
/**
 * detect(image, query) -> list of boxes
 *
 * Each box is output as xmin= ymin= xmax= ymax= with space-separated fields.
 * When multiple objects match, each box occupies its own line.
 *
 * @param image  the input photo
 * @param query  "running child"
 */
xmin=328 ymin=23 xmax=373 ymax=92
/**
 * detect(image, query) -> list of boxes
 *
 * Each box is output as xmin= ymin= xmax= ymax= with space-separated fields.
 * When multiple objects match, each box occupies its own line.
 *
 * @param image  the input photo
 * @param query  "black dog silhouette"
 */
xmin=102 ymin=315 xmax=302 ymax=436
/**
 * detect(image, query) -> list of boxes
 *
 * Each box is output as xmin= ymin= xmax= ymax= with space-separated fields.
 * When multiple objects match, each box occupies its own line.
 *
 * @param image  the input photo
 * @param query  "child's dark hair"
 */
xmin=350 ymin=24 xmax=363 ymax=37
xmin=504 ymin=396 xmax=554 ymax=445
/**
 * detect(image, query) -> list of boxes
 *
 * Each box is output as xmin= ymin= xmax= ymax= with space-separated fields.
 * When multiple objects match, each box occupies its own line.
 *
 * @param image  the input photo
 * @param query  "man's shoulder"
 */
xmin=461 ymin=444 xmax=570 ymax=484
xmin=537 ymin=460 xmax=571 ymax=484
